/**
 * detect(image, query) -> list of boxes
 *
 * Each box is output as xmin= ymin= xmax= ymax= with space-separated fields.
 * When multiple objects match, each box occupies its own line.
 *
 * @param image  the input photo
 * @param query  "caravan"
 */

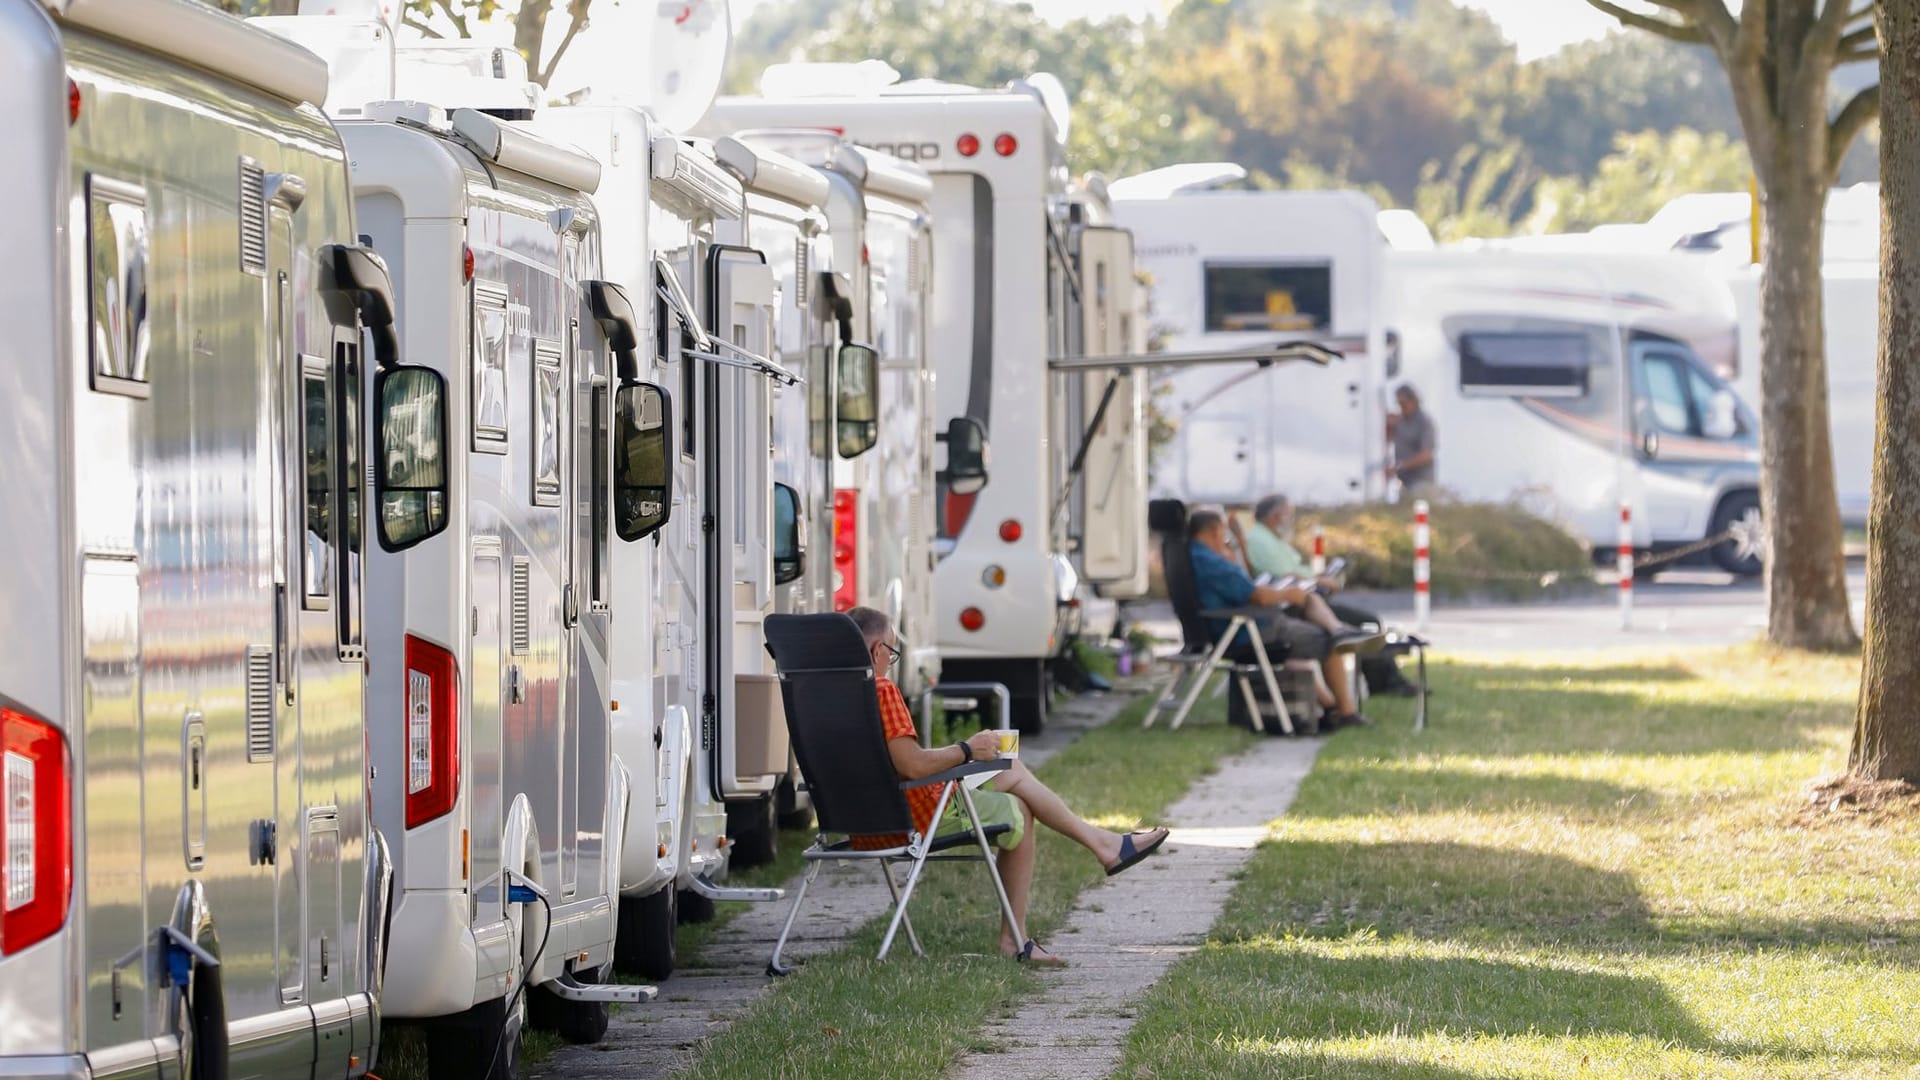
xmin=1112 ymin=166 xmax=1386 ymax=508
xmin=0 ymin=0 xmax=448 ymax=1075
xmin=1385 ymin=250 xmax=1762 ymax=571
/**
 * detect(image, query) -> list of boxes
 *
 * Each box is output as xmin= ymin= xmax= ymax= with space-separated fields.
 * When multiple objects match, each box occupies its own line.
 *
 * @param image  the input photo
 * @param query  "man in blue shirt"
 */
xmin=1188 ymin=508 xmax=1374 ymax=729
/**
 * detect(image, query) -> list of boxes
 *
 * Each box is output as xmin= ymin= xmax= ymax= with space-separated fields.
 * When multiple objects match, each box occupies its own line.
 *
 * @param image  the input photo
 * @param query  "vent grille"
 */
xmin=907 ymin=238 xmax=922 ymax=292
xmin=794 ymin=244 xmax=809 ymax=307
xmin=510 ymin=558 xmax=531 ymax=655
xmin=246 ymin=645 xmax=274 ymax=761
xmin=239 ymin=158 xmax=267 ymax=276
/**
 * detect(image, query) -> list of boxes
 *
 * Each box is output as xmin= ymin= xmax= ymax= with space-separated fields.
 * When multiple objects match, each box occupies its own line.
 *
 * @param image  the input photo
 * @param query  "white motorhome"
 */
xmin=711 ymin=67 xmax=1082 ymax=731
xmin=1385 ymin=250 xmax=1763 ymax=571
xmin=1112 ymin=165 xmax=1386 ymax=508
xmin=1 ymin=1 xmax=449 ymax=1076
xmin=524 ymin=106 xmax=792 ymax=977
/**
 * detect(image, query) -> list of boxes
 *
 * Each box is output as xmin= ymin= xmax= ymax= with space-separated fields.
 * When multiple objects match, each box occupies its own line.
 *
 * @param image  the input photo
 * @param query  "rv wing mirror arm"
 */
xmin=585 ymin=279 xmax=643 ymax=381
xmin=319 ymin=244 xmax=402 ymax=367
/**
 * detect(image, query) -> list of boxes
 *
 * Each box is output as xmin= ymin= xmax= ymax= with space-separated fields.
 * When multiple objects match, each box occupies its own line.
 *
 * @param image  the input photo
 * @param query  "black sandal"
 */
xmin=1106 ymin=827 xmax=1170 ymax=877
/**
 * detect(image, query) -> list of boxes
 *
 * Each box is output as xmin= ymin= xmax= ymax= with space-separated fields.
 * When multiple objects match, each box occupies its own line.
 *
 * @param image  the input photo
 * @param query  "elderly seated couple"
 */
xmin=1189 ymin=495 xmax=1421 ymax=730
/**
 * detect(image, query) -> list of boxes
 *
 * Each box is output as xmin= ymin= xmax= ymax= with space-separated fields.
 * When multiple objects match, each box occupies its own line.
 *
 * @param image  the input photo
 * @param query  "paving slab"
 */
xmin=945 ymin=735 xmax=1323 ymax=1080
xmin=533 ymin=689 xmax=1142 ymax=1079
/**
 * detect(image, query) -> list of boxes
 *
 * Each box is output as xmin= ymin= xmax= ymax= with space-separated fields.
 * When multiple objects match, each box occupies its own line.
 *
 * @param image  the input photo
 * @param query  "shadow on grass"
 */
xmin=1289 ymin=762 xmax=1657 ymax=819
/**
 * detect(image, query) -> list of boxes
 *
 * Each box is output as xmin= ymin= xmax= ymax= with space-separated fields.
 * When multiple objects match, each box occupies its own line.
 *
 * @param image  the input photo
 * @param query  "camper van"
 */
xmin=1 ymin=0 xmax=447 ymax=1075
xmin=1112 ymin=167 xmax=1386 ymax=508
xmin=1386 ymin=250 xmax=1763 ymax=572
xmin=711 ymin=68 xmax=1082 ymax=731
xmin=526 ymin=106 xmax=792 ymax=977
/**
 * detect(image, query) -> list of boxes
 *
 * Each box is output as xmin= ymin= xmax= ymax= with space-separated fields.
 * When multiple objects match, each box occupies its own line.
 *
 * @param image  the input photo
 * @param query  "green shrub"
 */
xmin=1305 ymin=499 xmax=1594 ymax=600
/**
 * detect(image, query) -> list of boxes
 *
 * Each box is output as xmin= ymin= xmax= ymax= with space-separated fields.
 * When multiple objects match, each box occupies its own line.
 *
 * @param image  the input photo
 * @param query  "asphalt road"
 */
xmin=1131 ymin=566 xmax=1870 ymax=654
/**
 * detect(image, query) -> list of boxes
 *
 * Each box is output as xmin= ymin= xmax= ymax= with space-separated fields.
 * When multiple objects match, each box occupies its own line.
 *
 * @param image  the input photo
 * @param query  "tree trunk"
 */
xmin=1855 ymin=0 xmax=1920 ymax=782
xmin=1756 ymin=165 xmax=1859 ymax=651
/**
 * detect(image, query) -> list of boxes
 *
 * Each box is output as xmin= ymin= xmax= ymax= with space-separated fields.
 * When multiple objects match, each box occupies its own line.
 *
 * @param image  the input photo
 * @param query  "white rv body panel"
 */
xmin=709 ymin=84 xmax=1070 ymax=729
xmin=340 ymin=108 xmax=621 ymax=1020
xmin=4 ymin=1 xmax=387 ymax=1074
xmin=1115 ymin=188 xmax=1387 ymax=507
xmin=1384 ymin=250 xmax=1760 ymax=551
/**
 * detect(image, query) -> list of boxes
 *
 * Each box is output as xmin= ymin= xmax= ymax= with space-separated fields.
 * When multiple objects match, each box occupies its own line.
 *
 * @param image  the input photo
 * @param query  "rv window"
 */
xmin=1640 ymin=352 xmax=1696 ymax=436
xmin=532 ymin=340 xmax=563 ymax=506
xmin=301 ymin=361 xmax=335 ymax=609
xmin=1686 ymin=362 xmax=1747 ymax=439
xmin=86 ymin=176 xmax=152 ymax=396
xmin=591 ymin=384 xmax=608 ymax=602
xmin=473 ymin=283 xmax=511 ymax=450
xmin=334 ymin=340 xmax=364 ymax=651
xmin=1458 ymin=332 xmax=1589 ymax=396
xmin=1203 ymin=263 xmax=1332 ymax=334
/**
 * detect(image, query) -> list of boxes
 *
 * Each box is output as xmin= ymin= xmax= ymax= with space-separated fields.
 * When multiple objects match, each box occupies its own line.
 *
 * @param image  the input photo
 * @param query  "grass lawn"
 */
xmin=679 ymin=690 xmax=1256 ymax=1079
xmin=1120 ymin=646 xmax=1920 ymax=1079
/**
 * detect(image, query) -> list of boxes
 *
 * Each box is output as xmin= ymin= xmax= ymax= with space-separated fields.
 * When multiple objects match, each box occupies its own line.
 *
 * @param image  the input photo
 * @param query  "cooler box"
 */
xmin=734 ymin=672 xmax=791 ymax=777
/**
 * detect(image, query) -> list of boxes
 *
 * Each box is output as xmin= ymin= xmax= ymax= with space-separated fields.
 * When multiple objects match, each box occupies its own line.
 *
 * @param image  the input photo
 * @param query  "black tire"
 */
xmin=529 ymin=965 xmax=610 ymax=1045
xmin=726 ymin=795 xmax=778 ymax=868
xmin=1709 ymin=491 xmax=1764 ymax=576
xmin=187 ymin=955 xmax=229 ymax=1080
xmin=614 ymin=884 xmax=678 ymax=980
xmin=427 ymin=995 xmax=520 ymax=1080
xmin=678 ymin=887 xmax=717 ymax=925
xmin=775 ymin=774 xmax=812 ymax=831
xmin=1010 ymin=690 xmax=1047 ymax=735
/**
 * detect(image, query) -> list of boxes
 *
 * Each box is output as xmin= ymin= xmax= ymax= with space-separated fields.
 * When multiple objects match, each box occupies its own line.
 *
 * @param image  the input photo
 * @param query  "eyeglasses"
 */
xmin=875 ymin=640 xmax=902 ymax=667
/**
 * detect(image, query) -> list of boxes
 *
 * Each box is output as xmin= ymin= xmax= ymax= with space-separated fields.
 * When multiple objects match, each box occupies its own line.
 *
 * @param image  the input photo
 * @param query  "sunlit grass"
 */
xmin=1120 ymin=644 xmax=1920 ymax=1079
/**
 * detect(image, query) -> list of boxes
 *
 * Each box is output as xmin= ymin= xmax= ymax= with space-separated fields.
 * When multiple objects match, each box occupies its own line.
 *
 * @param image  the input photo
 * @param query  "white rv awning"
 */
xmin=714 ymin=136 xmax=830 ymax=210
xmin=1046 ymin=338 xmax=1361 ymax=373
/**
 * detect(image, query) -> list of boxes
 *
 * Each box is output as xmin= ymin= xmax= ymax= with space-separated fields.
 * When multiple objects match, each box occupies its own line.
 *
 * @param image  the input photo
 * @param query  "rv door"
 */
xmin=1070 ymin=226 xmax=1147 ymax=589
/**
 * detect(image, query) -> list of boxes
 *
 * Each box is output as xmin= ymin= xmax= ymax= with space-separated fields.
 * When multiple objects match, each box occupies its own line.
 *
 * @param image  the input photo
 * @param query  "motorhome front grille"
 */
xmin=245 ymin=645 xmax=274 ymax=761
xmin=794 ymin=245 xmax=809 ymax=306
xmin=239 ymin=158 xmax=267 ymax=276
xmin=510 ymin=558 xmax=531 ymax=655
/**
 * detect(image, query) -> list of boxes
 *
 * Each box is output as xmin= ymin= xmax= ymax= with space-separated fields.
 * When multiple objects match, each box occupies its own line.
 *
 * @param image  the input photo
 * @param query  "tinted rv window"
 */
xmin=1204 ymin=264 xmax=1332 ymax=333
xmin=302 ymin=361 xmax=335 ymax=608
xmin=335 ymin=340 xmax=363 ymax=651
xmin=1458 ymin=332 xmax=1589 ymax=396
xmin=473 ymin=283 xmax=511 ymax=450
xmin=86 ymin=176 xmax=152 ymax=396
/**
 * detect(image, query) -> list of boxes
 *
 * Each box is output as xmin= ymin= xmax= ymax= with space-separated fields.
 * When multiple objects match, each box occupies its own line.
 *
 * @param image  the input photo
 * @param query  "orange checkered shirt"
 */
xmin=850 ymin=676 xmax=946 ymax=850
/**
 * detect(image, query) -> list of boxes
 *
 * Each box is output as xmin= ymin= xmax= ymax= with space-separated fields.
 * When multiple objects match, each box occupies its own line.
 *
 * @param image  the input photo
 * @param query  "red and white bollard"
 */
xmin=1617 ymin=502 xmax=1634 ymax=630
xmin=1310 ymin=526 xmax=1327 ymax=576
xmin=1413 ymin=500 xmax=1431 ymax=633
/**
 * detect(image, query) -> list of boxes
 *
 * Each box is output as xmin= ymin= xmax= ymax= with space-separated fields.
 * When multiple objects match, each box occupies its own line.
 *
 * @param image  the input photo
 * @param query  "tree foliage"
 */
xmin=1534 ymin=127 xmax=1752 ymax=232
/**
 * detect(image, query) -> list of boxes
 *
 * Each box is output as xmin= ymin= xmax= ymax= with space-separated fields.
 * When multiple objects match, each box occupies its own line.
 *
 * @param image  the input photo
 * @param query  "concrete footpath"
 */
xmin=946 ymin=735 xmax=1322 ymax=1080
xmin=533 ymin=690 xmax=1139 ymax=1079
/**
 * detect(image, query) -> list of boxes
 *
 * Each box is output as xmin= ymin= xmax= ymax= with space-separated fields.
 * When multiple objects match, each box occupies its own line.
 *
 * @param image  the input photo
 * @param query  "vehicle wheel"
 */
xmin=1709 ymin=491 xmax=1765 ymax=576
xmin=678 ymin=887 xmax=717 ymax=925
xmin=1010 ymin=690 xmax=1047 ymax=735
xmin=426 ymin=995 xmax=521 ymax=1080
xmin=186 ymin=955 xmax=229 ymax=1080
xmin=529 ymin=965 xmax=610 ymax=1045
xmin=615 ymin=884 xmax=677 ymax=980
xmin=726 ymin=795 xmax=778 ymax=868
xmin=775 ymin=774 xmax=812 ymax=831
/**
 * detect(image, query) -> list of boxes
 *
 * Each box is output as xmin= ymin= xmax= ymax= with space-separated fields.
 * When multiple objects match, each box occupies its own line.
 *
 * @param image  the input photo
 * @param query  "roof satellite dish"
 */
xmin=548 ymin=0 xmax=729 ymax=130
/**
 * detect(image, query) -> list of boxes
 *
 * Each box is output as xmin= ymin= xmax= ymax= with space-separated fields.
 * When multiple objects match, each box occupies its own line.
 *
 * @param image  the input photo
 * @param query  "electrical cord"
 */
xmin=481 ymin=883 xmax=552 ymax=1080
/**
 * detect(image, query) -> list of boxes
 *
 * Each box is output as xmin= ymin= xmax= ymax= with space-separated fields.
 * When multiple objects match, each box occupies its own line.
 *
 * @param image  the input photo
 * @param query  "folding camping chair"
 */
xmin=761 ymin=613 xmax=1034 ymax=976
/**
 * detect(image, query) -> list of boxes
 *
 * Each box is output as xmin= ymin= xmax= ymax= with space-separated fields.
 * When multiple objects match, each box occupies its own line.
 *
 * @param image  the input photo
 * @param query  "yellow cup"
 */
xmin=996 ymin=730 xmax=1020 ymax=758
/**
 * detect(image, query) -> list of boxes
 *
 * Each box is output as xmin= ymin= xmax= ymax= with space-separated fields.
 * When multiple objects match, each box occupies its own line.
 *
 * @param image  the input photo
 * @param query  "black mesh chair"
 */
xmin=761 ymin=613 xmax=1028 ymax=976
xmin=1143 ymin=499 xmax=1299 ymax=733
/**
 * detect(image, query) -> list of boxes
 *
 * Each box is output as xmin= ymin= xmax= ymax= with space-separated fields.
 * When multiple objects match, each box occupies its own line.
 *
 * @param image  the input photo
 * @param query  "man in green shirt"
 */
xmin=1234 ymin=495 xmax=1418 ymax=696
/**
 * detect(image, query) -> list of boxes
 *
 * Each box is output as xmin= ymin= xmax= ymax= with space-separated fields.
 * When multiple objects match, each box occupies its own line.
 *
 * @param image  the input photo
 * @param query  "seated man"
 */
xmin=1235 ymin=494 xmax=1418 ymax=697
xmin=847 ymin=606 xmax=1169 ymax=966
xmin=1188 ymin=509 xmax=1375 ymax=729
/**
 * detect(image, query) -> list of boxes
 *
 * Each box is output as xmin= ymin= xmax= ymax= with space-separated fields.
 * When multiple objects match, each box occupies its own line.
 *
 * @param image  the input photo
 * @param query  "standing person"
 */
xmin=1188 ymin=510 xmax=1377 ymax=729
xmin=1235 ymin=495 xmax=1419 ymax=697
xmin=846 ymin=607 xmax=1169 ymax=966
xmin=1387 ymin=383 xmax=1436 ymax=502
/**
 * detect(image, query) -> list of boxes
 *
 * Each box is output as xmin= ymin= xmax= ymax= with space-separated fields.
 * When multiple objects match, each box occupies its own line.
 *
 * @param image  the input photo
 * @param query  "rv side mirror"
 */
xmin=836 ymin=343 xmax=880 ymax=458
xmin=321 ymin=243 xmax=400 ymax=368
xmin=1641 ymin=431 xmax=1661 ymax=459
xmin=374 ymin=365 xmax=450 ymax=552
xmin=614 ymin=381 xmax=673 ymax=542
xmin=586 ymin=279 xmax=642 ymax=381
xmin=773 ymin=482 xmax=804 ymax=585
xmin=940 ymin=416 xmax=990 ymax=496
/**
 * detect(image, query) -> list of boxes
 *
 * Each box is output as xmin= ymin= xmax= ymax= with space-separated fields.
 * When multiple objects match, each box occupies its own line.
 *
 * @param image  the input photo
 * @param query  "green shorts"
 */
xmin=940 ymin=780 xmax=1025 ymax=850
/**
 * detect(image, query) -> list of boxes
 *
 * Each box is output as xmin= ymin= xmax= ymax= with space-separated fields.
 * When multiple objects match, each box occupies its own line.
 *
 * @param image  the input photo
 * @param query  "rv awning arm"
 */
xmin=1046 ymin=337 xmax=1361 ymax=372
xmin=683 ymin=335 xmax=803 ymax=386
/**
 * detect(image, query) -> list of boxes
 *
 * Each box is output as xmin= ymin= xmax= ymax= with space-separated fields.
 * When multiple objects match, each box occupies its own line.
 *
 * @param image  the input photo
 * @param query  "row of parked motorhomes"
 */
xmin=1 ymin=1 xmax=1772 ymax=1078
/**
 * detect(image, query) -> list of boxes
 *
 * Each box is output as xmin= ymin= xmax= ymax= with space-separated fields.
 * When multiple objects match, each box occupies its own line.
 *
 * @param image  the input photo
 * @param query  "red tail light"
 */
xmin=833 ymin=489 xmax=859 ymax=612
xmin=998 ymin=519 xmax=1022 ymax=544
xmin=404 ymin=635 xmax=459 ymax=828
xmin=1 ymin=706 xmax=70 ymax=955
xmin=66 ymin=79 xmax=80 ymax=126
xmin=956 ymin=133 xmax=980 ymax=158
xmin=959 ymin=607 xmax=985 ymax=632
xmin=993 ymin=133 xmax=1018 ymax=157
xmin=945 ymin=490 xmax=979 ymax=539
